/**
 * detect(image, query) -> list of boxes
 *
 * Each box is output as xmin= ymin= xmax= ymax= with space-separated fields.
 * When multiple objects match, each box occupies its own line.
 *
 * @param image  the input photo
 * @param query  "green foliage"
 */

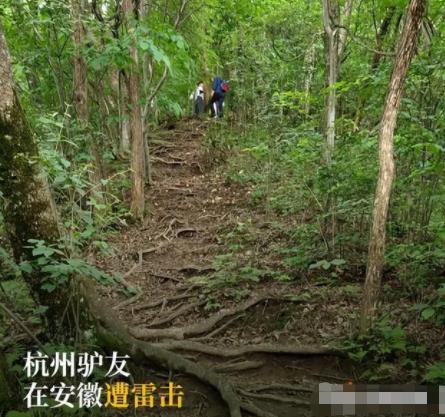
xmin=414 ymin=284 xmax=445 ymax=325
xmin=192 ymin=252 xmax=272 ymax=292
xmin=22 ymin=239 xmax=115 ymax=291
xmin=425 ymin=360 xmax=445 ymax=384
xmin=342 ymin=318 xmax=425 ymax=381
xmin=2 ymin=0 xmax=445 ymax=394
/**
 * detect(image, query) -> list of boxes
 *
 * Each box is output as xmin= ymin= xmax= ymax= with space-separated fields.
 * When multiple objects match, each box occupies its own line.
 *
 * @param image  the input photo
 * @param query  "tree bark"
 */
xmin=122 ymin=0 xmax=145 ymax=218
xmin=321 ymin=0 xmax=354 ymax=164
xmin=0 ymin=26 xmax=68 ymax=330
xmin=72 ymin=0 xmax=88 ymax=122
xmin=118 ymin=70 xmax=131 ymax=157
xmin=371 ymin=7 xmax=396 ymax=70
xmin=361 ymin=0 xmax=426 ymax=332
xmin=72 ymin=0 xmax=105 ymax=193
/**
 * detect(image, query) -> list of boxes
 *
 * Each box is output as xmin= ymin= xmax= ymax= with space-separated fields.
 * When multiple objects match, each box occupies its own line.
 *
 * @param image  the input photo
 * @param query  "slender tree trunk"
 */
xmin=361 ymin=0 xmax=426 ymax=332
xmin=140 ymin=0 xmax=153 ymax=185
xmin=118 ymin=70 xmax=131 ymax=157
xmin=123 ymin=0 xmax=145 ymax=218
xmin=372 ymin=7 xmax=396 ymax=70
xmin=72 ymin=0 xmax=105 ymax=193
xmin=72 ymin=0 xmax=88 ymax=122
xmin=303 ymin=42 xmax=316 ymax=116
xmin=0 ymin=27 xmax=69 ymax=330
xmin=321 ymin=0 xmax=354 ymax=164
xmin=325 ymin=32 xmax=338 ymax=163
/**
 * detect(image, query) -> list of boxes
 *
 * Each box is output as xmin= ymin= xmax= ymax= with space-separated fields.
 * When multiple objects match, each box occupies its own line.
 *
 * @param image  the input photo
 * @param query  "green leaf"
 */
xmin=41 ymin=282 xmax=56 ymax=293
xmin=19 ymin=261 xmax=33 ymax=273
xmin=421 ymin=307 xmax=436 ymax=320
xmin=331 ymin=258 xmax=346 ymax=266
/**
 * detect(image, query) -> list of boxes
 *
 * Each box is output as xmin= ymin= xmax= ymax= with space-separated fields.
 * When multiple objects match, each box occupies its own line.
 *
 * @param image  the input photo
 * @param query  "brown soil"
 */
xmin=94 ymin=119 xmax=358 ymax=417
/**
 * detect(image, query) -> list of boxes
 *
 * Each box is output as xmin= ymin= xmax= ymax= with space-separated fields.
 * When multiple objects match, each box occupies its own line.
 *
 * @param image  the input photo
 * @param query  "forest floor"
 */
xmin=93 ymin=119 xmax=357 ymax=417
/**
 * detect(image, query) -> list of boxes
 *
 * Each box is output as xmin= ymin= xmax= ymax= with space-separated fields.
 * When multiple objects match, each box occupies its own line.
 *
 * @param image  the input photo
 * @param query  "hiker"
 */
xmin=190 ymin=80 xmax=205 ymax=117
xmin=210 ymin=76 xmax=228 ymax=118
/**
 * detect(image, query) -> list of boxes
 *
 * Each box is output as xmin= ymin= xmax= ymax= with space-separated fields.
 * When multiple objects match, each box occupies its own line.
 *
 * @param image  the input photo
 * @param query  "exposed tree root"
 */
xmin=239 ymin=389 xmax=310 ymax=406
xmin=130 ymin=296 xmax=268 ymax=340
xmin=138 ymin=243 xmax=168 ymax=265
xmin=134 ymin=292 xmax=193 ymax=312
xmin=195 ymin=314 xmax=245 ymax=341
xmin=148 ymin=300 xmax=205 ymax=327
xmin=113 ymin=292 xmax=143 ymax=310
xmin=114 ymin=263 xmax=141 ymax=294
xmin=246 ymin=383 xmax=313 ymax=393
xmin=82 ymin=281 xmax=243 ymax=417
xmin=152 ymin=340 xmax=339 ymax=357
xmin=213 ymin=360 xmax=264 ymax=373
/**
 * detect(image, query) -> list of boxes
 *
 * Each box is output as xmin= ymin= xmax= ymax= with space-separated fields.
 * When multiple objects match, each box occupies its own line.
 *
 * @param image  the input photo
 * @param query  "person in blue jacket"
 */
xmin=210 ymin=76 xmax=227 ymax=118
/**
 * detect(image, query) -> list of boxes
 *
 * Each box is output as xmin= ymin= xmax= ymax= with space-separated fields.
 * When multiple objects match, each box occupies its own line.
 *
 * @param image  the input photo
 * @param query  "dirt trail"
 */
xmin=96 ymin=119 xmax=353 ymax=417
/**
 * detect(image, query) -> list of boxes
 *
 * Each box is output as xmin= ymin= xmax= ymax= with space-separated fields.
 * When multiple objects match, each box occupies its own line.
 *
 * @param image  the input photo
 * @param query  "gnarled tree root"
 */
xmin=213 ymin=360 xmax=264 ymax=373
xmin=152 ymin=340 xmax=339 ymax=357
xmin=82 ymin=281 xmax=243 ymax=417
xmin=130 ymin=295 xmax=271 ymax=340
xmin=239 ymin=389 xmax=310 ymax=406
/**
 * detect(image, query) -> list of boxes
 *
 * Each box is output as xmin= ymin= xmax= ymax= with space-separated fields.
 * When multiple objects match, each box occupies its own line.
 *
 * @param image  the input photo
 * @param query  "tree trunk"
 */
xmin=371 ymin=7 xmax=396 ymax=70
xmin=72 ymin=0 xmax=88 ymax=122
xmin=0 ymin=26 xmax=69 ymax=330
xmin=118 ymin=70 xmax=131 ymax=157
xmin=72 ymin=0 xmax=105 ymax=194
xmin=123 ymin=0 xmax=145 ymax=218
xmin=140 ymin=0 xmax=153 ymax=185
xmin=325 ymin=31 xmax=338 ymax=164
xmin=361 ymin=0 xmax=426 ymax=332
xmin=321 ymin=0 xmax=354 ymax=164
xmin=303 ymin=42 xmax=316 ymax=116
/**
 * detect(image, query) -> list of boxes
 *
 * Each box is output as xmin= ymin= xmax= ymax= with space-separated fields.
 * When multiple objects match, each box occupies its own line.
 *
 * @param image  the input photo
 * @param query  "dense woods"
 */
xmin=1 ymin=0 xmax=445 ymax=416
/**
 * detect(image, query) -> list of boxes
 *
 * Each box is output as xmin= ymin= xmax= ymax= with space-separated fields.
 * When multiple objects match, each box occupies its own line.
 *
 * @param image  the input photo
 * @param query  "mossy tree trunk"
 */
xmin=0 ymin=26 xmax=69 ymax=332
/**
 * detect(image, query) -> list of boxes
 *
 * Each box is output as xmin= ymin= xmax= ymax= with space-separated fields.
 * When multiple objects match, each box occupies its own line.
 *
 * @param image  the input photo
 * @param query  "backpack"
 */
xmin=221 ymin=82 xmax=229 ymax=93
